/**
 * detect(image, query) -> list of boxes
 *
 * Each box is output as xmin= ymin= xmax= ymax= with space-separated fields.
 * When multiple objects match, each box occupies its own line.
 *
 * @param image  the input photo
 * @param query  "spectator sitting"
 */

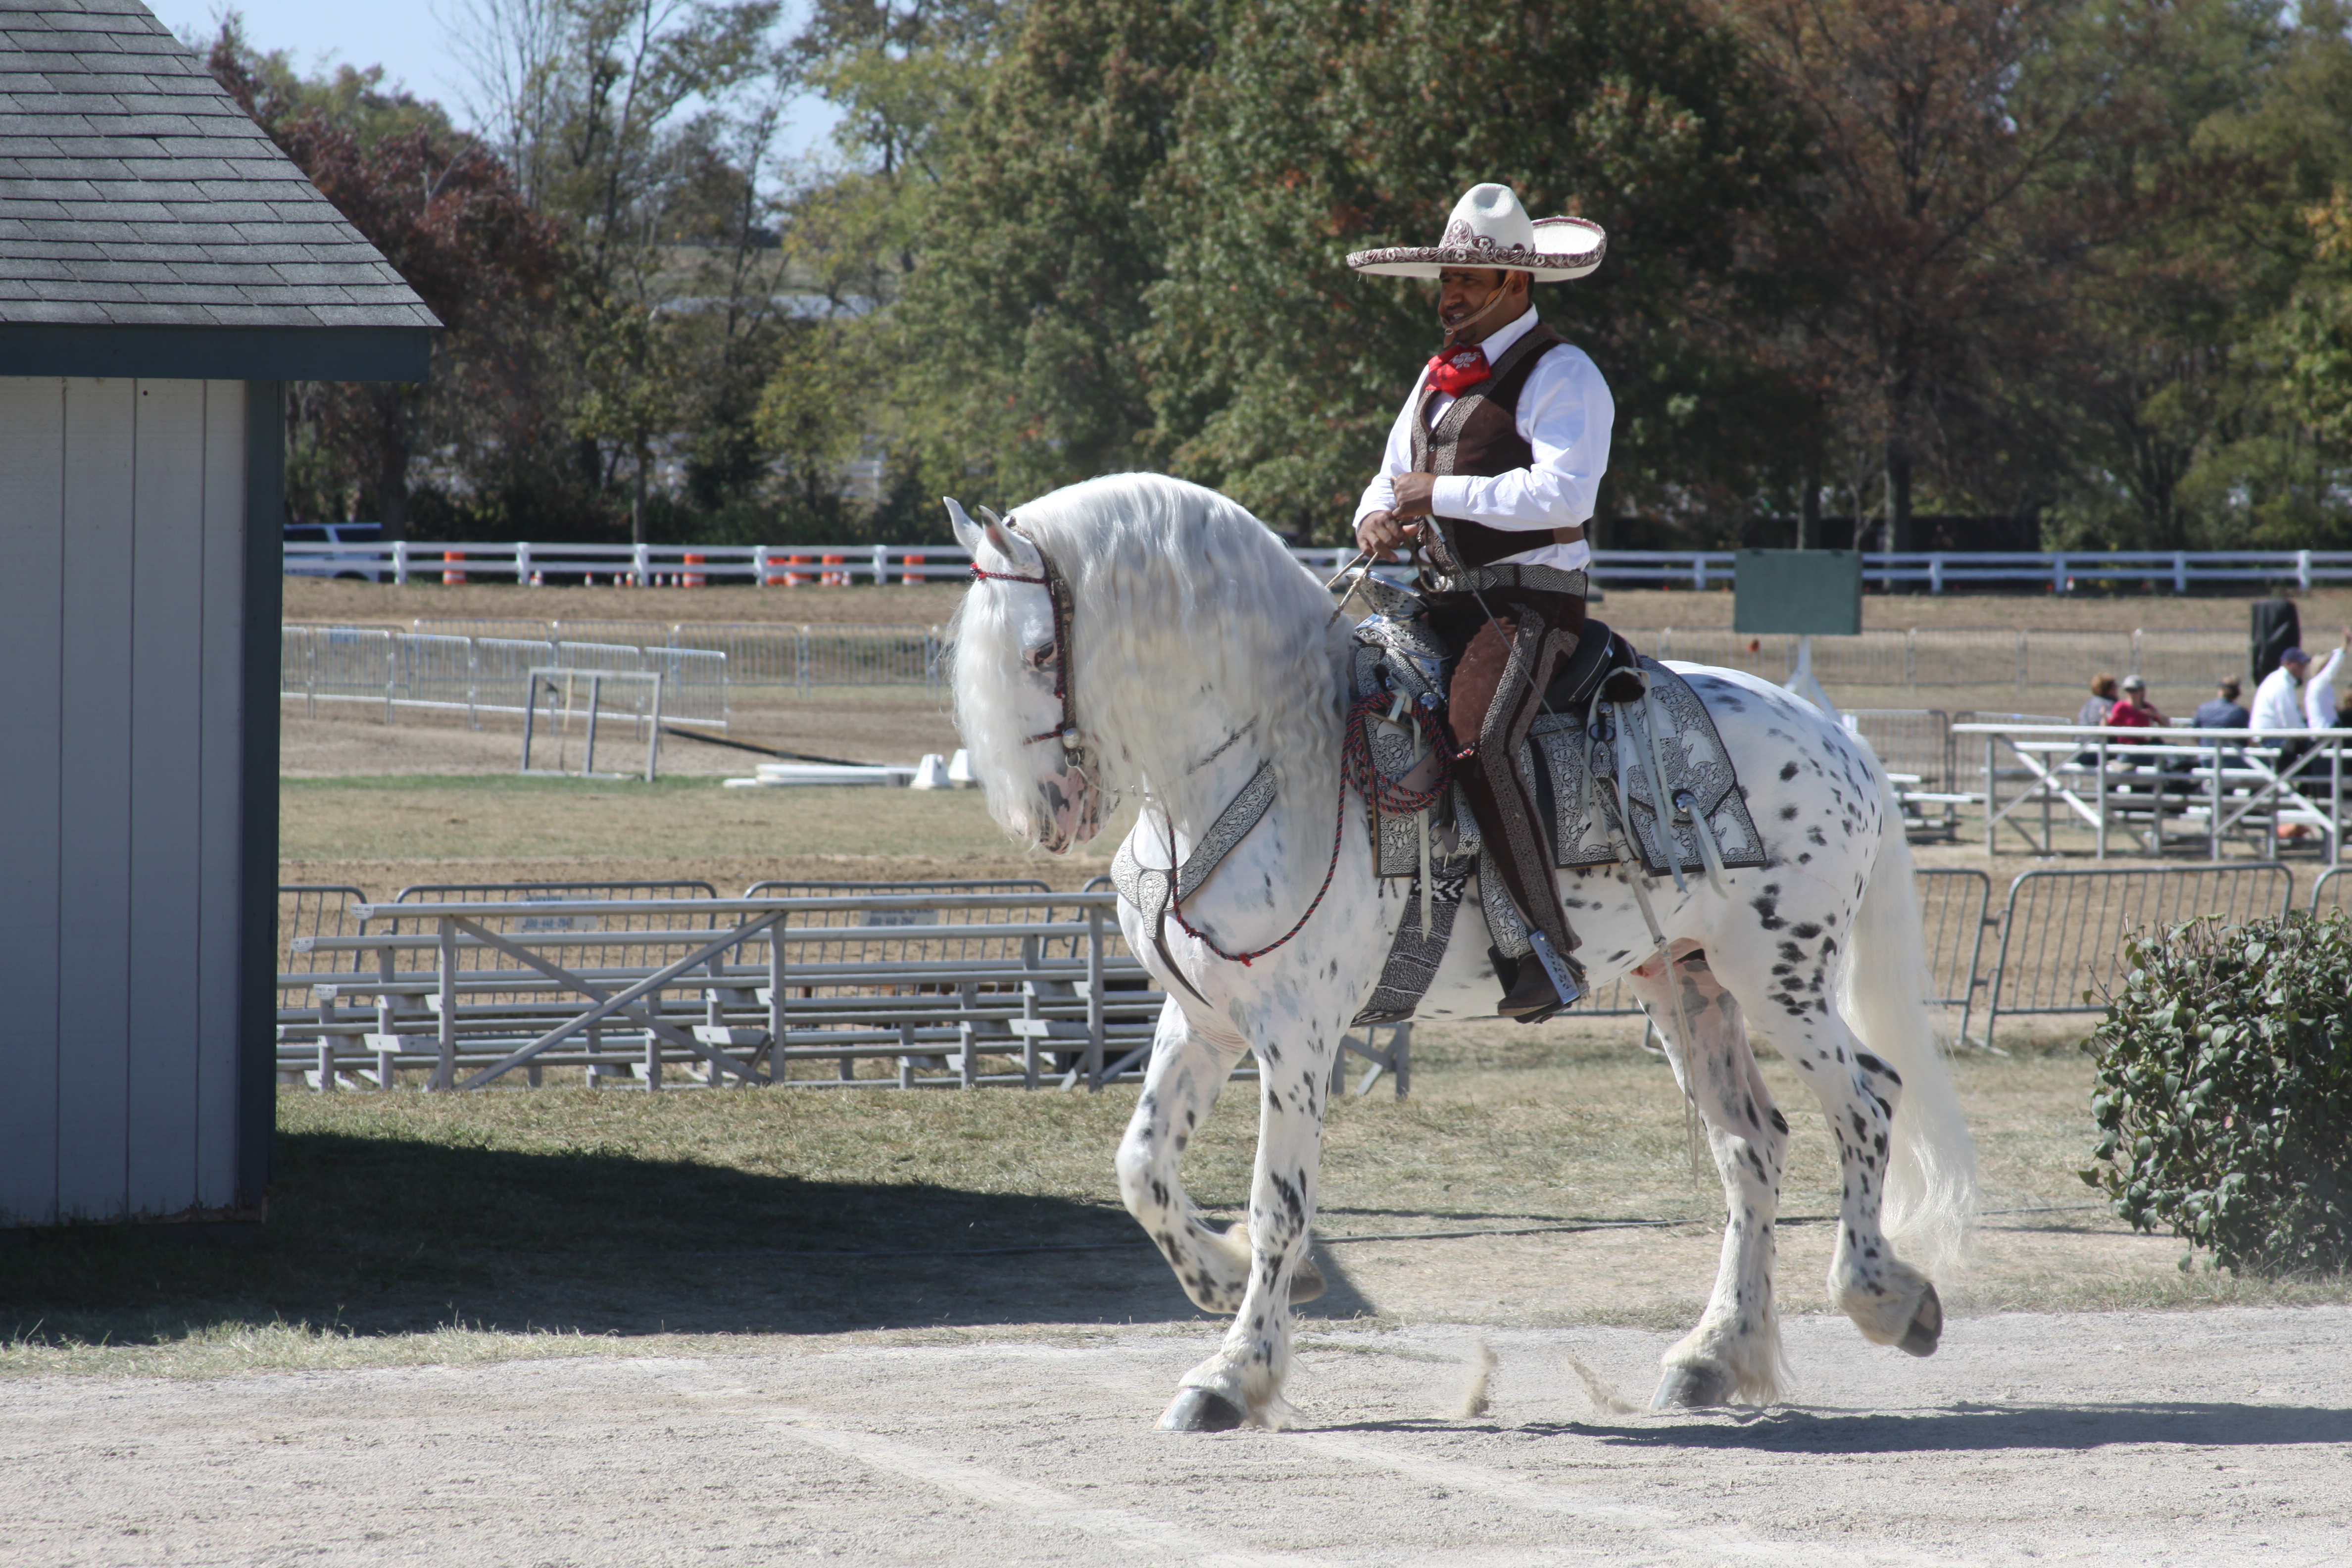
xmin=2106 ymin=676 xmax=2165 ymax=728
xmin=2194 ymin=678 xmax=2249 ymax=729
xmin=2076 ymin=673 xmax=2119 ymax=727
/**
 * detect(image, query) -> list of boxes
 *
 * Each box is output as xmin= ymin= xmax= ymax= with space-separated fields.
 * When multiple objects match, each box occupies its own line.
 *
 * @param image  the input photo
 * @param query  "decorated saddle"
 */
xmin=1343 ymin=574 xmax=1764 ymax=1022
xmin=1108 ymin=573 xmax=1765 ymax=1025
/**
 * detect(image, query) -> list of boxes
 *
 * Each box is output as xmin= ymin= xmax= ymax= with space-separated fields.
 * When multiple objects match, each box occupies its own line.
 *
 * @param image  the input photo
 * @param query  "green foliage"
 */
xmin=2081 ymin=913 xmax=2352 ymax=1278
xmin=1141 ymin=0 xmax=1810 ymax=540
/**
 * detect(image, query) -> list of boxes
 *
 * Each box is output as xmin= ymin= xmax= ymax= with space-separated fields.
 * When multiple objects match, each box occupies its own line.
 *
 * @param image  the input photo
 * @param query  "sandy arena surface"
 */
xmin=5 ymin=1308 xmax=2348 ymax=1565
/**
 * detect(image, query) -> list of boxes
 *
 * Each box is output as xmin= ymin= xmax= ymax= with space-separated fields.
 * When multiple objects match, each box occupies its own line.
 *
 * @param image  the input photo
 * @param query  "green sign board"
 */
xmin=1734 ymin=549 xmax=1862 ymax=636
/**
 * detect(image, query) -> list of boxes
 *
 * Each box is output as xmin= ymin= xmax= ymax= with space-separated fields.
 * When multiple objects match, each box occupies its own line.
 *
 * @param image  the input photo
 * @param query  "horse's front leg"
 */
xmin=1624 ymin=943 xmax=1791 ymax=1409
xmin=1158 ymin=1007 xmax=1334 ymax=1432
xmin=1117 ymin=996 xmax=1270 ymax=1313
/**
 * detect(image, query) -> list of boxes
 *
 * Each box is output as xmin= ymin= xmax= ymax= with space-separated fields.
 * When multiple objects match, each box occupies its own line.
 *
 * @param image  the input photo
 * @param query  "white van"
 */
xmin=284 ymin=522 xmax=386 ymax=581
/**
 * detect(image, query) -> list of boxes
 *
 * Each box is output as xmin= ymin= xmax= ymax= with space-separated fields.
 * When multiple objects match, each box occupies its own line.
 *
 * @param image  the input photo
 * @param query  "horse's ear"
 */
xmin=944 ymin=497 xmax=984 ymax=554
xmin=980 ymin=509 xmax=1042 ymax=574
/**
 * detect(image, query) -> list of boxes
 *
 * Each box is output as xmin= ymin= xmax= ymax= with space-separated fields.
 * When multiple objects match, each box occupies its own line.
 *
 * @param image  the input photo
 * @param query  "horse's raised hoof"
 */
xmin=1898 ymin=1281 xmax=1943 ymax=1358
xmin=1158 ymin=1387 xmax=1247 ymax=1432
xmin=1652 ymin=1363 xmax=1732 ymax=1410
xmin=1290 ymin=1253 xmax=1326 ymax=1304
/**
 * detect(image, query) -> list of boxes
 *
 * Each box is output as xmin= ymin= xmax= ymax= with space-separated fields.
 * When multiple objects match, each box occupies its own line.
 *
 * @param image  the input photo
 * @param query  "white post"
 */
xmin=514 ymin=541 xmax=530 ymax=583
xmin=1929 ymin=553 xmax=1944 ymax=594
xmin=871 ymin=543 xmax=889 ymax=585
xmin=2173 ymin=551 xmax=2187 ymax=594
xmin=2053 ymin=553 xmax=2066 ymax=593
xmin=1693 ymin=554 xmax=1708 ymax=591
xmin=753 ymin=544 xmax=770 ymax=586
xmin=2299 ymin=549 xmax=2313 ymax=592
xmin=633 ymin=542 xmax=651 ymax=587
xmin=1786 ymin=635 xmax=1837 ymax=718
xmin=392 ymin=539 xmax=410 ymax=586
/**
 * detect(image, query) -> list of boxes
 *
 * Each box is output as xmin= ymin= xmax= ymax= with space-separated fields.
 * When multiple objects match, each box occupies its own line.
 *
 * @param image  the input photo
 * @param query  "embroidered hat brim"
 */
xmin=1348 ymin=216 xmax=1606 ymax=282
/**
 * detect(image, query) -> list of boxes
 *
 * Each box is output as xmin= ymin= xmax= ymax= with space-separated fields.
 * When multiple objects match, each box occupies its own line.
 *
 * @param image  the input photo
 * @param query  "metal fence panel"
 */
xmin=645 ymin=646 xmax=729 ymax=727
xmin=2134 ymin=628 xmax=2244 ymax=691
xmin=1844 ymin=709 xmax=1953 ymax=789
xmin=280 ymin=884 xmax=371 ymax=1010
xmin=474 ymin=637 xmax=557 ymax=713
xmin=1983 ymin=864 xmax=2296 ymax=1040
xmin=1909 ymin=629 xmax=2021 ymax=689
xmin=553 ymin=640 xmax=648 ymax=675
xmin=2022 ymin=630 xmax=2136 ymax=693
xmin=2313 ymin=866 xmax=2352 ymax=915
xmin=295 ymin=625 xmax=394 ymax=712
xmin=669 ymin=623 xmax=800 ymax=686
xmin=396 ymin=632 xmax=476 ymax=715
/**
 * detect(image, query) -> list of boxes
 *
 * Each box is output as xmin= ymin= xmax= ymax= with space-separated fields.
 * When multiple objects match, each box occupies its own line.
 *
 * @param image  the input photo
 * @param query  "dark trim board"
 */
xmin=0 ymin=326 xmax=433 ymax=384
xmin=238 ymin=380 xmax=283 ymax=1210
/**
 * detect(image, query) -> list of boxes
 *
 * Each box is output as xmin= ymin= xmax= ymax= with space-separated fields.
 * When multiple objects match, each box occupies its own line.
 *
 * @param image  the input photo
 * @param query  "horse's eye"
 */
xmin=1025 ymin=640 xmax=1058 ymax=675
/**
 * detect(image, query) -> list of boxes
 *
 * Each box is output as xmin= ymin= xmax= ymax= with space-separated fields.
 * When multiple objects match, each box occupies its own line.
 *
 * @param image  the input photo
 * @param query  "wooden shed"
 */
xmin=0 ymin=1 xmax=434 ymax=1227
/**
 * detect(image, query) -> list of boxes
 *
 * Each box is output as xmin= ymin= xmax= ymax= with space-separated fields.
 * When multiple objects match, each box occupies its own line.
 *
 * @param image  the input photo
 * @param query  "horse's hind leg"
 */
xmin=1624 ymin=943 xmax=1790 ymax=1408
xmin=1705 ymin=935 xmax=1944 ymax=1358
xmin=1116 ymin=997 xmax=1326 ymax=1318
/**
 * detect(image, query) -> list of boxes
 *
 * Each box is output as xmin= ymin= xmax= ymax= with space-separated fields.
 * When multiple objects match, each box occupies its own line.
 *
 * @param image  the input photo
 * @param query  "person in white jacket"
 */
xmin=2304 ymin=632 xmax=2352 ymax=730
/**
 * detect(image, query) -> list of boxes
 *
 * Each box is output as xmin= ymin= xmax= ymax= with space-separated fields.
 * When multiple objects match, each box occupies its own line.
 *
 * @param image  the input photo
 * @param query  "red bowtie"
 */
xmin=1424 ymin=344 xmax=1491 ymax=396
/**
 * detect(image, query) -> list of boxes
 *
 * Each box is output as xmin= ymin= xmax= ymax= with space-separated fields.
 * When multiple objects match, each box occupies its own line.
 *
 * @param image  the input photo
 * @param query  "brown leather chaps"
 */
xmin=1426 ymin=587 xmax=1586 ymax=967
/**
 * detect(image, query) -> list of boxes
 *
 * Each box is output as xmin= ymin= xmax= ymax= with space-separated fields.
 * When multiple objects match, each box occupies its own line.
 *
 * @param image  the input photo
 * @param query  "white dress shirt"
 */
xmin=2304 ymin=647 xmax=2345 ymax=729
xmin=2252 ymin=665 xmax=2307 ymax=733
xmin=1352 ymin=307 xmax=1613 ymax=573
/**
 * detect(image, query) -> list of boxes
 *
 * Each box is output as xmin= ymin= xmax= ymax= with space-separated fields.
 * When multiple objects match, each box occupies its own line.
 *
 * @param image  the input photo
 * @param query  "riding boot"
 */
xmin=1447 ymin=593 xmax=1587 ymax=1021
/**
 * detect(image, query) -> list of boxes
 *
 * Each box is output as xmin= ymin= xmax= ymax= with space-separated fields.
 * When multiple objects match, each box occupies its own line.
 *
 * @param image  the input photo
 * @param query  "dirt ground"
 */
xmin=5 ymin=1309 xmax=2348 ymax=1566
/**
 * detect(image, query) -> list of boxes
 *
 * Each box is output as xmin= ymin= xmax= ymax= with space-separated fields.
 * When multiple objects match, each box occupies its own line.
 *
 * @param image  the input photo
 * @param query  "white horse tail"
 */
xmin=1840 ymin=775 xmax=1980 ymax=1277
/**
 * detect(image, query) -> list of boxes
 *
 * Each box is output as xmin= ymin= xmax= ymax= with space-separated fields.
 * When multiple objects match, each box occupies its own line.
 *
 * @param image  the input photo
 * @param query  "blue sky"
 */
xmin=147 ymin=0 xmax=844 ymax=162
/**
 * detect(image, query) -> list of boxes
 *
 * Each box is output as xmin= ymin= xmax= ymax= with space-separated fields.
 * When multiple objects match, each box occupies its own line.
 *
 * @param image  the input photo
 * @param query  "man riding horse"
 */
xmin=1348 ymin=182 xmax=1611 ymax=1024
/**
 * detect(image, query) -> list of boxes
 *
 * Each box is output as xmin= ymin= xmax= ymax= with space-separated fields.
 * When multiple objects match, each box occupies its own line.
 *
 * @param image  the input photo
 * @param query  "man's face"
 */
xmin=2288 ymin=658 xmax=2312 ymax=680
xmin=1438 ymin=267 xmax=1518 ymax=334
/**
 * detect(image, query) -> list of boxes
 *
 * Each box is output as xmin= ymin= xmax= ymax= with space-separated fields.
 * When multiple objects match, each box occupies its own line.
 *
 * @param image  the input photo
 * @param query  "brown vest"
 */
xmin=1410 ymin=323 xmax=1578 ymax=572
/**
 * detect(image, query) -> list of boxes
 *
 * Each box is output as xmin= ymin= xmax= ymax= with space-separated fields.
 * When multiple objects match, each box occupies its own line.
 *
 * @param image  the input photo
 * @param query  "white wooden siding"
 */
xmin=0 ymin=378 xmax=249 ymax=1225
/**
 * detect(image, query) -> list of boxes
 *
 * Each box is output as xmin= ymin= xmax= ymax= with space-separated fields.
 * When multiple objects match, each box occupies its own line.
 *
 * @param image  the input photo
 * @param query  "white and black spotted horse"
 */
xmin=947 ymin=473 xmax=1977 ymax=1430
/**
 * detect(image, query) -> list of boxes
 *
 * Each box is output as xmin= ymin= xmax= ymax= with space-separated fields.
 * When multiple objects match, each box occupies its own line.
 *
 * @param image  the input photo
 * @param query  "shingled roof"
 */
xmin=0 ymin=0 xmax=436 ymax=379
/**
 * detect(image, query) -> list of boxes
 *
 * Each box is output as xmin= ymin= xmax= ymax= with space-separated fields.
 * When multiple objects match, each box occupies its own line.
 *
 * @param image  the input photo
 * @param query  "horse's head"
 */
xmin=947 ymin=497 xmax=1104 ymax=852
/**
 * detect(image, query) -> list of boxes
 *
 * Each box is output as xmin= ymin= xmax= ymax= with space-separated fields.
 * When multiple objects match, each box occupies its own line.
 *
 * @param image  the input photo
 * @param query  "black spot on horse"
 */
xmin=1779 ymin=760 xmax=1800 ymax=781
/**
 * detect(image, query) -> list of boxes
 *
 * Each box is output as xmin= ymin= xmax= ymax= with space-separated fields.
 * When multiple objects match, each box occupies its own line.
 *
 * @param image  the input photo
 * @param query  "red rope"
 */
xmin=1165 ymin=766 xmax=1351 ymax=967
xmin=1164 ymin=693 xmax=1457 ymax=968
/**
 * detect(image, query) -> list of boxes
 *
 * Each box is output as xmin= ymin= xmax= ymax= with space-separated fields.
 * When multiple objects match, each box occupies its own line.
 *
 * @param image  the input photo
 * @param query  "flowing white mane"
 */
xmin=950 ymin=472 xmax=1347 ymax=837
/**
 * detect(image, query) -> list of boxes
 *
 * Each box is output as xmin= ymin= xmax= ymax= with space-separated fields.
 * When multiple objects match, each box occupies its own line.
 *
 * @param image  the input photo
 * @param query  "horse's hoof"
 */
xmin=1158 ymin=1387 xmax=1247 ymax=1432
xmin=1652 ymin=1363 xmax=1732 ymax=1410
xmin=1898 ymin=1282 xmax=1943 ymax=1358
xmin=1290 ymin=1254 xmax=1326 ymax=1305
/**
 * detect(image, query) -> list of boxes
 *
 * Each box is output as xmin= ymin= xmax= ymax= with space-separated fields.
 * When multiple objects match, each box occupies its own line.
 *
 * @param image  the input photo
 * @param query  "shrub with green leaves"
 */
xmin=2081 ymin=912 xmax=2352 ymax=1277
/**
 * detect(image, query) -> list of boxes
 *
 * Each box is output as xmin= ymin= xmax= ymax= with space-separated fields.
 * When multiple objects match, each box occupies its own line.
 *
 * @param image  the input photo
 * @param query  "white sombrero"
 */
xmin=1347 ymin=183 xmax=1606 ymax=282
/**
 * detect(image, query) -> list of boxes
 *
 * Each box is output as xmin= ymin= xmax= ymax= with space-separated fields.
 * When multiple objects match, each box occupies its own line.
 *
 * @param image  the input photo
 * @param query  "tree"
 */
xmin=207 ymin=18 xmax=571 ymax=539
xmin=1717 ymin=0 xmax=2191 ymax=551
xmin=1136 ymin=0 xmax=1813 ymax=542
xmin=875 ymin=0 xmax=1216 ymax=506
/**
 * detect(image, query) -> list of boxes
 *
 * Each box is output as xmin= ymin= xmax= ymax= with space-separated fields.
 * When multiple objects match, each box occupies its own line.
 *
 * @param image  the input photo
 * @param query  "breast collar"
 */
xmin=969 ymin=519 xmax=1085 ymax=764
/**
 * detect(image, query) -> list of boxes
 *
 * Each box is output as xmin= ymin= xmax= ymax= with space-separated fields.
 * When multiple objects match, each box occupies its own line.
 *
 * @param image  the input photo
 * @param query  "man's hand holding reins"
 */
xmin=1356 ymin=474 xmax=1437 ymax=560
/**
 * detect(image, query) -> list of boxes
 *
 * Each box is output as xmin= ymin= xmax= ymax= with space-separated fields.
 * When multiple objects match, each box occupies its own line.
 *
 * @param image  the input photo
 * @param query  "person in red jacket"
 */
xmin=2106 ymin=676 xmax=2166 ymax=728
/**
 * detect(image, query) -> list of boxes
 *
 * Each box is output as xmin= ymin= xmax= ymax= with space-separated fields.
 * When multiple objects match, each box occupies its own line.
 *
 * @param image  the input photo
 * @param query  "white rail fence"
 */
xmin=282 ymin=626 xmax=732 ymax=727
xmin=291 ymin=539 xmax=2352 ymax=593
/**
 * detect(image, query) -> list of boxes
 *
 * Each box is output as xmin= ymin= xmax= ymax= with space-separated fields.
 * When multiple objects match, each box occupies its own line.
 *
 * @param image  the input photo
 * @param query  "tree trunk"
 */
xmin=1884 ymin=438 xmax=1914 ymax=555
xmin=376 ymin=386 xmax=412 ymax=543
xmin=1798 ymin=456 xmax=1820 ymax=550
